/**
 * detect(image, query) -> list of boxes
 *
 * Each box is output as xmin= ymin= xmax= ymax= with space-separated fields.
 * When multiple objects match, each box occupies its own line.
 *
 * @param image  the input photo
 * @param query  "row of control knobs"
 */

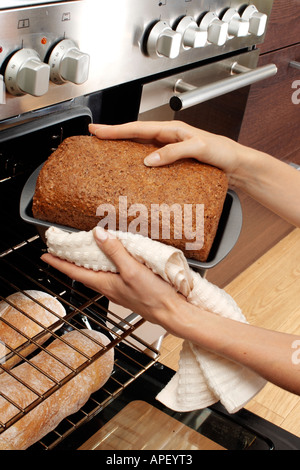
xmin=4 ymin=39 xmax=90 ymax=97
xmin=147 ymin=5 xmax=267 ymax=59
xmin=1 ymin=5 xmax=266 ymax=98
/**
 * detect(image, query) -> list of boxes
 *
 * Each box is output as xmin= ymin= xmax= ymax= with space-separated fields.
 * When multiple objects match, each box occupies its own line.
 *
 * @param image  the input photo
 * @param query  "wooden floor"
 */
xmin=159 ymin=228 xmax=300 ymax=438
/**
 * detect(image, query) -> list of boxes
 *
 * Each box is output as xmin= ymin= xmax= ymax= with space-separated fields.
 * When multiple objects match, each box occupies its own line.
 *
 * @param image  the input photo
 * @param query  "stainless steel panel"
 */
xmin=0 ymin=0 xmax=274 ymax=121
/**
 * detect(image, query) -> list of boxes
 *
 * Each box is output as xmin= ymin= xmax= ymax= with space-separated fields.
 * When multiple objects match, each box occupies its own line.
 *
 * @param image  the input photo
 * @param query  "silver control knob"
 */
xmin=176 ymin=16 xmax=207 ymax=49
xmin=49 ymin=39 xmax=90 ymax=85
xmin=147 ymin=21 xmax=182 ymax=59
xmin=222 ymin=8 xmax=249 ymax=37
xmin=241 ymin=5 xmax=267 ymax=37
xmin=4 ymin=48 xmax=50 ymax=96
xmin=199 ymin=12 xmax=228 ymax=46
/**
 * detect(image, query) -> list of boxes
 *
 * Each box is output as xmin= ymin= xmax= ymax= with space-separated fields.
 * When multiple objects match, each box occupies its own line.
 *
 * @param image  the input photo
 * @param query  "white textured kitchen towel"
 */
xmin=45 ymin=227 xmax=266 ymax=413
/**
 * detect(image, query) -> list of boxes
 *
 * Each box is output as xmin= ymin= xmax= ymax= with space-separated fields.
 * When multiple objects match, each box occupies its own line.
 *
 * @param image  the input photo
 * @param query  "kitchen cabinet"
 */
xmin=238 ymin=0 xmax=300 ymax=160
xmin=238 ymin=44 xmax=300 ymax=159
xmin=207 ymin=0 xmax=300 ymax=287
xmin=259 ymin=0 xmax=300 ymax=54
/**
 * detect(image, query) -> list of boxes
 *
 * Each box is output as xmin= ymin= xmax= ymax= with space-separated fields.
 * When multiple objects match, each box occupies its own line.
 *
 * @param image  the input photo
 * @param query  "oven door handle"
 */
xmin=169 ymin=62 xmax=277 ymax=111
xmin=289 ymin=60 xmax=300 ymax=70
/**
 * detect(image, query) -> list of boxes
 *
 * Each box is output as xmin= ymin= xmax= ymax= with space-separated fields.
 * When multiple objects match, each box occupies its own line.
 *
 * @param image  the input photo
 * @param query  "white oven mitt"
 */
xmin=45 ymin=227 xmax=266 ymax=414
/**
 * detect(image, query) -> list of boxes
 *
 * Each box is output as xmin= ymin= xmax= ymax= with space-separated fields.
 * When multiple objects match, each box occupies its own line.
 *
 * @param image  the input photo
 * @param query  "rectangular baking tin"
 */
xmin=20 ymin=164 xmax=242 ymax=272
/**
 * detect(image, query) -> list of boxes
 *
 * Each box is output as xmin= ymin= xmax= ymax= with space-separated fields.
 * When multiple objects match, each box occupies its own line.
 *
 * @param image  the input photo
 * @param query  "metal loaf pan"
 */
xmin=20 ymin=163 xmax=243 ymax=272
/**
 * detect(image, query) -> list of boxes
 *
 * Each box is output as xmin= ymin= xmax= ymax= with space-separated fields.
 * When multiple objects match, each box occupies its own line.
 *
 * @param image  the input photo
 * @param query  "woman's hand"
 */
xmin=89 ymin=120 xmax=300 ymax=227
xmin=41 ymin=227 xmax=187 ymax=336
xmin=41 ymin=227 xmax=300 ymax=394
xmin=89 ymin=120 xmax=242 ymax=183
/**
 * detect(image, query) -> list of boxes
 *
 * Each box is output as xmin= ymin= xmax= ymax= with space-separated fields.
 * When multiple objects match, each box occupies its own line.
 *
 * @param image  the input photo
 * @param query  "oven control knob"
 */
xmin=147 ymin=21 xmax=182 ymax=59
xmin=241 ymin=5 xmax=267 ymax=36
xmin=4 ymin=48 xmax=50 ymax=97
xmin=222 ymin=8 xmax=249 ymax=37
xmin=176 ymin=16 xmax=207 ymax=49
xmin=48 ymin=39 xmax=90 ymax=85
xmin=199 ymin=12 xmax=228 ymax=46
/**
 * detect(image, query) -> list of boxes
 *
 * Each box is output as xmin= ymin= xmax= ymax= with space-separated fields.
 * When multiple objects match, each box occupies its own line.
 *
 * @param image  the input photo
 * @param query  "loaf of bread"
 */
xmin=32 ymin=136 xmax=228 ymax=261
xmin=0 ymin=290 xmax=66 ymax=372
xmin=0 ymin=329 xmax=114 ymax=450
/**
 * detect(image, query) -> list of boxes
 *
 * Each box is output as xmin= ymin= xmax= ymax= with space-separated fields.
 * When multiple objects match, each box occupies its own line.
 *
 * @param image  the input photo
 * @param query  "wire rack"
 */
xmin=0 ymin=229 xmax=160 ymax=450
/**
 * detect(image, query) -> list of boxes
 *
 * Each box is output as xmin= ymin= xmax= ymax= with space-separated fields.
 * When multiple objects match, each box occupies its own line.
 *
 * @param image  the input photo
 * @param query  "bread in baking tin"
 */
xmin=32 ymin=136 xmax=228 ymax=262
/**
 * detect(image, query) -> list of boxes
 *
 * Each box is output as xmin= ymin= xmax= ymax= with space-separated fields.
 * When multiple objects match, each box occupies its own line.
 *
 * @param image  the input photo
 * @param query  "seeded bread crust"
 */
xmin=32 ymin=136 xmax=228 ymax=261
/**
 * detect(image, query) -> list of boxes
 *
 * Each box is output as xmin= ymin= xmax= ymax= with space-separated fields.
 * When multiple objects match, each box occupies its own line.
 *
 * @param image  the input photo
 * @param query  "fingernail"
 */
xmin=94 ymin=226 xmax=109 ymax=241
xmin=144 ymin=152 xmax=161 ymax=167
xmin=89 ymin=124 xmax=108 ymax=136
xmin=89 ymin=123 xmax=97 ymax=132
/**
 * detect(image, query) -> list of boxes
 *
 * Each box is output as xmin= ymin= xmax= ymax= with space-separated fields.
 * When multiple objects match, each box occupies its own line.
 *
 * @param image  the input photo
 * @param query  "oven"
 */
xmin=1 ymin=0 xmax=300 ymax=452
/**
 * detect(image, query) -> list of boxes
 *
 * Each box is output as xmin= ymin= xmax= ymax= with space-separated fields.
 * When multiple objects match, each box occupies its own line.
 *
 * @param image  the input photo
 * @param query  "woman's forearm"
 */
xmin=169 ymin=297 xmax=300 ymax=395
xmin=230 ymin=144 xmax=300 ymax=227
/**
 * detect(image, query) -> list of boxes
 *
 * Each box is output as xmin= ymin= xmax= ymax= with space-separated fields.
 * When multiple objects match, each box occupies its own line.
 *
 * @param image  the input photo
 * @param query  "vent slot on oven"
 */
xmin=0 ymin=110 xmax=160 ymax=450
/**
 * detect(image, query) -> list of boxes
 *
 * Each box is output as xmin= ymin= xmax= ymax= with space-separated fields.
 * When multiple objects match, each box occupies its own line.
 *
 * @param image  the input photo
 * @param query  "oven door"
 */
xmin=70 ymin=361 xmax=300 ymax=451
xmin=139 ymin=49 xmax=277 ymax=142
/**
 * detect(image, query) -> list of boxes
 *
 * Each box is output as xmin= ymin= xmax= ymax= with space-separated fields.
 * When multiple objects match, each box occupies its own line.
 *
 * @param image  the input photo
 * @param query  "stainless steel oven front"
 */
xmin=0 ymin=0 xmax=276 ymax=122
xmin=1 ymin=0 xmax=300 ymax=452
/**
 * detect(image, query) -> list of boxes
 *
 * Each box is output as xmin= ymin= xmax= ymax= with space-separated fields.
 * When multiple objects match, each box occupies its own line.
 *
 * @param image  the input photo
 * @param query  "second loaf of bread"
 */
xmin=0 ymin=290 xmax=66 ymax=372
xmin=0 ymin=329 xmax=114 ymax=450
xmin=32 ymin=136 xmax=228 ymax=262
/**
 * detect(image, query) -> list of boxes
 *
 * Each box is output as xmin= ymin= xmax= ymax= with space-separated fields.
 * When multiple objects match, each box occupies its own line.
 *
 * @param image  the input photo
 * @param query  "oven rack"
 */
xmin=0 ymin=231 xmax=160 ymax=450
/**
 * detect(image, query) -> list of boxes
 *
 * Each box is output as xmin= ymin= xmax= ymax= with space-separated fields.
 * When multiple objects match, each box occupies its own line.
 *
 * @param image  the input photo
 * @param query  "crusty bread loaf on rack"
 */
xmin=32 ymin=136 xmax=228 ymax=262
xmin=0 ymin=329 xmax=114 ymax=450
xmin=0 ymin=290 xmax=66 ymax=372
